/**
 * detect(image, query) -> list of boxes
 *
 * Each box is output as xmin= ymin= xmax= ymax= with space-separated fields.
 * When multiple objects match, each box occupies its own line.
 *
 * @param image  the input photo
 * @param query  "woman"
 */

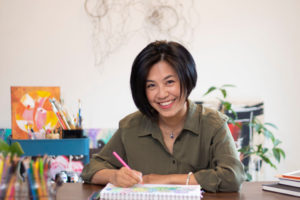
xmin=81 ymin=41 xmax=245 ymax=192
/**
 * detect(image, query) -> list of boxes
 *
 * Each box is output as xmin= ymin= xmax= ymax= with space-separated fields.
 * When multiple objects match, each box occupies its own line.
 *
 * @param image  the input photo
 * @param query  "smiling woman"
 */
xmin=81 ymin=41 xmax=246 ymax=192
xmin=145 ymin=61 xmax=188 ymax=153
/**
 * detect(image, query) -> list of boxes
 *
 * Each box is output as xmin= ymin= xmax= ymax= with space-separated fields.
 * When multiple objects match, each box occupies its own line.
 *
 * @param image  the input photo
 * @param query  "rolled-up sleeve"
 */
xmin=193 ymin=123 xmax=245 ymax=192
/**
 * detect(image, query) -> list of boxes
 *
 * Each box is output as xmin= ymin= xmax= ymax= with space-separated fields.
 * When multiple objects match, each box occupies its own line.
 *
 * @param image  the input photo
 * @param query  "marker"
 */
xmin=112 ymin=151 xmax=131 ymax=169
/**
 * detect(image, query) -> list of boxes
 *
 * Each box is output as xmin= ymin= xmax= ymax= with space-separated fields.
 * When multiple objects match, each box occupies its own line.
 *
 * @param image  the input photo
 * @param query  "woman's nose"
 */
xmin=157 ymin=86 xmax=168 ymax=98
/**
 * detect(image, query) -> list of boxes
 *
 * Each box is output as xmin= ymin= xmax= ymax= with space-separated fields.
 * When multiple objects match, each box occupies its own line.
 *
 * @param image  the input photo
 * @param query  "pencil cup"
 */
xmin=62 ymin=129 xmax=83 ymax=138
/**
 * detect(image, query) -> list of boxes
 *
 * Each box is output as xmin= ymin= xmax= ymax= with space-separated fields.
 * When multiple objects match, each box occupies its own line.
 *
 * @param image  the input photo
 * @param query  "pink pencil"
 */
xmin=112 ymin=151 xmax=131 ymax=169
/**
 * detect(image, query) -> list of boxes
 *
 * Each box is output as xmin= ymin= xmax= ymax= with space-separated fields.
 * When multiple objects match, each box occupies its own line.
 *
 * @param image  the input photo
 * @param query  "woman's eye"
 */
xmin=146 ymin=83 xmax=155 ymax=89
xmin=166 ymin=80 xmax=175 ymax=85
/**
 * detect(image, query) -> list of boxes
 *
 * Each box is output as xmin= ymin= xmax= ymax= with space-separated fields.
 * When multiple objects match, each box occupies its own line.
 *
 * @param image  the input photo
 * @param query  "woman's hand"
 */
xmin=110 ymin=167 xmax=143 ymax=187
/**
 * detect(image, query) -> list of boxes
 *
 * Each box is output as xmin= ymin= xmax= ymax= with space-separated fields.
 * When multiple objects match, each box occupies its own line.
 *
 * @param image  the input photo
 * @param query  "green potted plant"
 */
xmin=0 ymin=138 xmax=24 ymax=157
xmin=202 ymin=84 xmax=285 ymax=181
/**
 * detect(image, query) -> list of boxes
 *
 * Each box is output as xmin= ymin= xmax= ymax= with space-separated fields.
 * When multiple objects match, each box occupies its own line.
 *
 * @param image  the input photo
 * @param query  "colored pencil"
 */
xmin=0 ymin=154 xmax=3 ymax=184
xmin=27 ymin=166 xmax=37 ymax=200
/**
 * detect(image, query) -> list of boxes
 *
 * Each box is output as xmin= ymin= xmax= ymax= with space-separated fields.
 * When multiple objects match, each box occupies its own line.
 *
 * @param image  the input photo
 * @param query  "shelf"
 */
xmin=10 ymin=138 xmax=90 ymax=164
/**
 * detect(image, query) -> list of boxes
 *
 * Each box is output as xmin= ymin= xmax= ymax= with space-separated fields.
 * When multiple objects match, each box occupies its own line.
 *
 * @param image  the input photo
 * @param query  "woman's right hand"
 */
xmin=110 ymin=167 xmax=143 ymax=187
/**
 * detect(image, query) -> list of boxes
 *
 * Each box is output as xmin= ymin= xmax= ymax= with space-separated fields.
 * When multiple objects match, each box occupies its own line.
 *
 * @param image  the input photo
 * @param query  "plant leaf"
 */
xmin=264 ymin=122 xmax=278 ymax=130
xmin=221 ymin=84 xmax=236 ymax=88
xmin=262 ymin=129 xmax=274 ymax=141
xmin=253 ymin=123 xmax=263 ymax=134
xmin=223 ymin=101 xmax=232 ymax=111
xmin=203 ymin=86 xmax=216 ymax=96
xmin=230 ymin=109 xmax=238 ymax=120
xmin=260 ymin=155 xmax=276 ymax=169
xmin=238 ymin=146 xmax=249 ymax=153
xmin=238 ymin=145 xmax=254 ymax=157
xmin=272 ymin=148 xmax=280 ymax=162
xmin=220 ymin=89 xmax=227 ymax=98
xmin=9 ymin=142 xmax=24 ymax=156
xmin=0 ymin=139 xmax=10 ymax=156
xmin=256 ymin=144 xmax=262 ymax=152
xmin=273 ymin=139 xmax=282 ymax=147
xmin=261 ymin=147 xmax=268 ymax=154
xmin=277 ymin=148 xmax=286 ymax=158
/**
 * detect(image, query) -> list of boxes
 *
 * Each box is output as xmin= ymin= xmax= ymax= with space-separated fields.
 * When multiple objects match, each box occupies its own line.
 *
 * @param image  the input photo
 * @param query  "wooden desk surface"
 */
xmin=56 ymin=181 xmax=299 ymax=200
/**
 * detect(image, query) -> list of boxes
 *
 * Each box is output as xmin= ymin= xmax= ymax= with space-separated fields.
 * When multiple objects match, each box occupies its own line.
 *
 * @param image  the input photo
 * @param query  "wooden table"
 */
xmin=56 ymin=181 xmax=299 ymax=200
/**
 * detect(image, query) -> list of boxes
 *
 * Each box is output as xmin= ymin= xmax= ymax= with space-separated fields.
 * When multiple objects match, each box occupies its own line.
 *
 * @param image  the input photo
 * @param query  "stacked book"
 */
xmin=262 ymin=170 xmax=300 ymax=197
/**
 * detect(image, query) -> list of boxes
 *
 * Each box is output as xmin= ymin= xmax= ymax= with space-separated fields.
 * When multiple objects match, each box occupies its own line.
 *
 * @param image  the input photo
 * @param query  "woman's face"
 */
xmin=145 ymin=61 xmax=187 ymax=119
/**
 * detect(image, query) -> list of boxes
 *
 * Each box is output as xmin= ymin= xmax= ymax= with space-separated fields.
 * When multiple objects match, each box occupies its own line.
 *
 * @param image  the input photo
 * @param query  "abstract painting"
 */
xmin=85 ymin=128 xmax=117 ymax=149
xmin=11 ymin=86 xmax=60 ymax=139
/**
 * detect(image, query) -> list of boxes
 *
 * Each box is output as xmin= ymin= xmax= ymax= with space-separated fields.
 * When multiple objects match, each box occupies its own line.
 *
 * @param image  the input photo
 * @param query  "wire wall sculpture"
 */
xmin=84 ymin=0 xmax=198 ymax=68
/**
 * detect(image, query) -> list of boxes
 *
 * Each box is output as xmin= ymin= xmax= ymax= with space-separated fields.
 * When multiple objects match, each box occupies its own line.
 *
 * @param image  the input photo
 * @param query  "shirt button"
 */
xmin=172 ymin=160 xmax=176 ymax=164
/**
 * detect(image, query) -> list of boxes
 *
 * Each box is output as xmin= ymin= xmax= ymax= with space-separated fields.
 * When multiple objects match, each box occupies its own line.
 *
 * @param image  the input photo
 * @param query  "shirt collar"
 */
xmin=137 ymin=99 xmax=202 ymax=137
xmin=183 ymin=99 xmax=202 ymax=135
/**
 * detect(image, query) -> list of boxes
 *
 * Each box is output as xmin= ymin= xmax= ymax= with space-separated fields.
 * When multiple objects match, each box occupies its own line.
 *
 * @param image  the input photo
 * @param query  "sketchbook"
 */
xmin=282 ymin=170 xmax=300 ymax=180
xmin=276 ymin=170 xmax=300 ymax=188
xmin=100 ymin=183 xmax=202 ymax=200
xmin=262 ymin=183 xmax=300 ymax=197
xmin=279 ymin=177 xmax=300 ymax=188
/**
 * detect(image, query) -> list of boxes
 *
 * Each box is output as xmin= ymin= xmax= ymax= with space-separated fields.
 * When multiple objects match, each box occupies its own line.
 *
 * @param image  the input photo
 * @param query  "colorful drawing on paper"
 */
xmin=11 ymin=86 xmax=60 ymax=139
xmin=100 ymin=183 xmax=202 ymax=199
xmin=107 ymin=185 xmax=197 ymax=193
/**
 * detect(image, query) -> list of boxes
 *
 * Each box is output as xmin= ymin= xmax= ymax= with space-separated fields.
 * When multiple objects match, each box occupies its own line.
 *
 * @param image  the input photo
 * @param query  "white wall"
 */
xmin=1 ymin=0 xmax=299 ymax=180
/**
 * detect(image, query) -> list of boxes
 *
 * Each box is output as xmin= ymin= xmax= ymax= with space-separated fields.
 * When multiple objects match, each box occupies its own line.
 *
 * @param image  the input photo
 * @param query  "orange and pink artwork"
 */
xmin=11 ymin=86 xmax=60 ymax=139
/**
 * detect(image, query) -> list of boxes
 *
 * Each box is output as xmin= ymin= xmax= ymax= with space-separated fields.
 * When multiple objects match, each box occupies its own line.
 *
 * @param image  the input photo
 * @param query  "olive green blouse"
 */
xmin=81 ymin=100 xmax=245 ymax=192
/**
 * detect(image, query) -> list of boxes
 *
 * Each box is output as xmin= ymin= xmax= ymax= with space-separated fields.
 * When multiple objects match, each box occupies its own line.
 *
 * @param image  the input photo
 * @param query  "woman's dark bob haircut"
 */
xmin=130 ymin=40 xmax=197 ymax=120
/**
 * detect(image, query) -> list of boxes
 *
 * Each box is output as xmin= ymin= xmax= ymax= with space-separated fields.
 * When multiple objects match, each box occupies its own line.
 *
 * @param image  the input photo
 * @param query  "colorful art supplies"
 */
xmin=0 ymin=155 xmax=56 ymax=199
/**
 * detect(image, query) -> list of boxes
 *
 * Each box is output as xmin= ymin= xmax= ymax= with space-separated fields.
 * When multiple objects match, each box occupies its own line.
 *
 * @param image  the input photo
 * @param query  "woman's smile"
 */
xmin=157 ymin=99 xmax=175 ymax=109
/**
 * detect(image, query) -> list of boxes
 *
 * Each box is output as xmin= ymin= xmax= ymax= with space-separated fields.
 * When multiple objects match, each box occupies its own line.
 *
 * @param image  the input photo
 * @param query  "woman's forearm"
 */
xmin=91 ymin=169 xmax=117 ymax=185
xmin=142 ymin=173 xmax=197 ymax=185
